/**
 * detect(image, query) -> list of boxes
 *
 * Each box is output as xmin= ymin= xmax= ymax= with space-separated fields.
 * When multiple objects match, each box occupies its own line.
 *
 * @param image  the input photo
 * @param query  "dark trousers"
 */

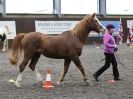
xmin=95 ymin=53 xmax=119 ymax=79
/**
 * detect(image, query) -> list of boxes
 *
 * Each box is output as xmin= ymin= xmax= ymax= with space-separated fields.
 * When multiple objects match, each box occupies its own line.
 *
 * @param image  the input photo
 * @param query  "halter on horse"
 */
xmin=0 ymin=28 xmax=7 ymax=52
xmin=9 ymin=13 xmax=105 ymax=87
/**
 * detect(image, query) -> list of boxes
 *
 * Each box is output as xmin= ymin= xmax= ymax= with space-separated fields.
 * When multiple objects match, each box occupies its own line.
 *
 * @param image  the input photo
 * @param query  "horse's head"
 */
xmin=86 ymin=13 xmax=106 ymax=34
xmin=0 ymin=28 xmax=7 ymax=35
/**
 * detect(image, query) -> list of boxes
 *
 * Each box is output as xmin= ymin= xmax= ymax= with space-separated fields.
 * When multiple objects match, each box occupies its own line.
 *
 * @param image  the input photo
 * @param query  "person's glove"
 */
xmin=114 ymin=47 xmax=118 ymax=52
xmin=114 ymin=45 xmax=117 ymax=48
xmin=114 ymin=45 xmax=118 ymax=52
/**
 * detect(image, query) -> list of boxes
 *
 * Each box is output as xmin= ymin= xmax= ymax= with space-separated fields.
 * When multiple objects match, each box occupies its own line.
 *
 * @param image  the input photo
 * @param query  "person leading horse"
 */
xmin=9 ymin=13 xmax=105 ymax=87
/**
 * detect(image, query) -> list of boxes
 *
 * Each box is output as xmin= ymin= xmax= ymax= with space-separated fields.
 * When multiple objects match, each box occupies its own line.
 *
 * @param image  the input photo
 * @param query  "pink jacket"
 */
xmin=103 ymin=32 xmax=116 ymax=54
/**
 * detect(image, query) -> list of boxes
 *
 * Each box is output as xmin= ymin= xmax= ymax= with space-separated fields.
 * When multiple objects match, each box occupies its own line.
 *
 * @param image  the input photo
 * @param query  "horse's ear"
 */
xmin=92 ymin=13 xmax=96 ymax=20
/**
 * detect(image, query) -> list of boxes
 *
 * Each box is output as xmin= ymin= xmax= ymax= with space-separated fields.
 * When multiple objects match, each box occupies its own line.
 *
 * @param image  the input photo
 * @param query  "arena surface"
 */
xmin=0 ymin=44 xmax=133 ymax=99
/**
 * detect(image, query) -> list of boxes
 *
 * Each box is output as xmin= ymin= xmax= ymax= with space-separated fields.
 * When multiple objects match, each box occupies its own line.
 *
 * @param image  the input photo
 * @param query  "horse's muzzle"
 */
xmin=99 ymin=28 xmax=106 ymax=33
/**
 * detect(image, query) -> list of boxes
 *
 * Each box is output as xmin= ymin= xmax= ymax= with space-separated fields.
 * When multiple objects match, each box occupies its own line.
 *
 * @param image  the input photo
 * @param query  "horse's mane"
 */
xmin=72 ymin=15 xmax=92 ymax=43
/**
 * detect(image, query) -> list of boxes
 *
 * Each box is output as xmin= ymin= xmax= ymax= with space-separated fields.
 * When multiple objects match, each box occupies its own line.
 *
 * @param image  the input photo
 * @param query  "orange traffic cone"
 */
xmin=42 ymin=69 xmax=54 ymax=89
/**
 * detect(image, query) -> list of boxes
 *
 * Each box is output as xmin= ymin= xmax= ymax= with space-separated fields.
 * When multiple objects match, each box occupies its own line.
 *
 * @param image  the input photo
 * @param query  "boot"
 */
xmin=114 ymin=77 xmax=122 ymax=81
xmin=93 ymin=74 xmax=99 ymax=82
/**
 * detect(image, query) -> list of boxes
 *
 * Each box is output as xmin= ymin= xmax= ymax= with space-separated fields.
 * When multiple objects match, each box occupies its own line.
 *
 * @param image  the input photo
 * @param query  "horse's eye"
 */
xmin=93 ymin=20 xmax=97 ymax=22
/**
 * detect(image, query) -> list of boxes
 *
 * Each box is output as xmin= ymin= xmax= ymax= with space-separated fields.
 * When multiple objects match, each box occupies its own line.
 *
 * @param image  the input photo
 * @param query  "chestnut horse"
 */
xmin=9 ymin=13 xmax=105 ymax=87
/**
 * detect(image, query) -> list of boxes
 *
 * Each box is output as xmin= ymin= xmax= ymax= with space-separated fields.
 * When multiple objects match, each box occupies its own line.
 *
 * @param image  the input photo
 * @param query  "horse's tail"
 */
xmin=9 ymin=33 xmax=26 ymax=65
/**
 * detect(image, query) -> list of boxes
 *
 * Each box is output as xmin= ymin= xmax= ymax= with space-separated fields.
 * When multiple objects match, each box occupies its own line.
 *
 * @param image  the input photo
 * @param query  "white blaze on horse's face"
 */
xmin=94 ymin=16 xmax=106 ymax=32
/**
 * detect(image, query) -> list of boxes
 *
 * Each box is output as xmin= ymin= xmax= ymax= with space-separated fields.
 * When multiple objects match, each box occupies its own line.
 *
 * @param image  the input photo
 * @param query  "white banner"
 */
xmin=35 ymin=21 xmax=79 ymax=34
xmin=0 ymin=21 xmax=16 ymax=39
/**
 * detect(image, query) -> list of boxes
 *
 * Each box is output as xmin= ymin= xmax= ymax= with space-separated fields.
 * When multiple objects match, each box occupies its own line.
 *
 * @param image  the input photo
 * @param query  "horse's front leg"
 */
xmin=57 ymin=59 xmax=71 ymax=85
xmin=72 ymin=55 xmax=90 ymax=84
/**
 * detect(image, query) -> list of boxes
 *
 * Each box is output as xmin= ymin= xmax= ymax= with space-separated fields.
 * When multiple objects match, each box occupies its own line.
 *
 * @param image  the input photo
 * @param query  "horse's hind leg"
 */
xmin=2 ymin=40 xmax=6 ymax=52
xmin=72 ymin=55 xmax=90 ymax=84
xmin=15 ymin=52 xmax=32 ymax=87
xmin=57 ymin=59 xmax=71 ymax=85
xmin=29 ymin=53 xmax=43 ymax=83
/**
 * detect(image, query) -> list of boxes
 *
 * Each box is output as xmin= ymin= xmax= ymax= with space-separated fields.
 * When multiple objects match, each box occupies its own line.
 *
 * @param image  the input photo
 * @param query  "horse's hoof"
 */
xmin=40 ymin=80 xmax=44 ymax=85
xmin=14 ymin=81 xmax=21 ymax=87
xmin=57 ymin=81 xmax=60 ymax=85
xmin=84 ymin=80 xmax=90 ymax=86
xmin=15 ymin=83 xmax=21 ymax=87
xmin=57 ymin=81 xmax=64 ymax=85
xmin=36 ymin=76 xmax=43 ymax=83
